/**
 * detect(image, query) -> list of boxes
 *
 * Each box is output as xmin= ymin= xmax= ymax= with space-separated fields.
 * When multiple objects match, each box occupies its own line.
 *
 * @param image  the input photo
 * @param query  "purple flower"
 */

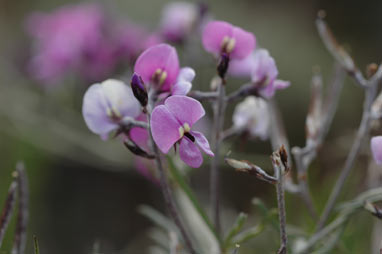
xmin=114 ymin=22 xmax=163 ymax=62
xmin=232 ymin=96 xmax=270 ymax=140
xmin=26 ymin=3 xmax=107 ymax=84
xmin=151 ymin=95 xmax=214 ymax=168
xmin=371 ymin=136 xmax=382 ymax=165
xmin=82 ymin=79 xmax=141 ymax=138
xmin=160 ymin=2 xmax=198 ymax=43
xmin=229 ymin=49 xmax=290 ymax=99
xmin=134 ymin=44 xmax=180 ymax=91
xmin=202 ymin=20 xmax=256 ymax=59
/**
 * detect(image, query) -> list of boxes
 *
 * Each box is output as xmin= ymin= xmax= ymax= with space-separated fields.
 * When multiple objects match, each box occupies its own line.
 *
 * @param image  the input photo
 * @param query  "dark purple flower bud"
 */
xmin=217 ymin=53 xmax=230 ymax=80
xmin=131 ymin=73 xmax=148 ymax=107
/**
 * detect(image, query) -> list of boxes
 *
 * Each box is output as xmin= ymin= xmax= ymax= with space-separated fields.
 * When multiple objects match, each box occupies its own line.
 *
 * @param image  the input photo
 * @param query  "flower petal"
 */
xmin=230 ymin=26 xmax=256 ymax=59
xmin=82 ymin=83 xmax=118 ymax=136
xmin=251 ymin=49 xmax=278 ymax=83
xmin=151 ymin=105 xmax=182 ymax=153
xmin=134 ymin=43 xmax=179 ymax=91
xmin=191 ymin=131 xmax=214 ymax=156
xmin=101 ymin=79 xmax=141 ymax=118
xmin=274 ymin=79 xmax=291 ymax=90
xmin=202 ymin=21 xmax=233 ymax=56
xmin=177 ymin=67 xmax=196 ymax=82
xmin=371 ymin=136 xmax=382 ymax=165
xmin=228 ymin=52 xmax=256 ymax=78
xmin=164 ymin=95 xmax=205 ymax=126
xmin=179 ymin=137 xmax=203 ymax=168
xmin=172 ymin=81 xmax=192 ymax=95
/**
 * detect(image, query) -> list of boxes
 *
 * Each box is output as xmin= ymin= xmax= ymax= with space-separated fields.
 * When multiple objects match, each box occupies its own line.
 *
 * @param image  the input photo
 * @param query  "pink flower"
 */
xmin=202 ymin=20 xmax=256 ymax=59
xmin=26 ymin=3 xmax=107 ymax=84
xmin=82 ymin=79 xmax=141 ymax=138
xmin=371 ymin=136 xmax=382 ymax=165
xmin=160 ymin=2 xmax=198 ymax=43
xmin=151 ymin=95 xmax=214 ymax=168
xmin=114 ymin=22 xmax=163 ymax=62
xmin=134 ymin=44 xmax=180 ymax=91
xmin=229 ymin=49 xmax=290 ymax=98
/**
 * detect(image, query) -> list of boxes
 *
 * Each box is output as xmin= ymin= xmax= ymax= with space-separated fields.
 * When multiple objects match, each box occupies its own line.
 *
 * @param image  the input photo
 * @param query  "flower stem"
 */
xmin=316 ymin=82 xmax=377 ymax=231
xmin=272 ymin=152 xmax=288 ymax=254
xmin=210 ymin=79 xmax=226 ymax=235
xmin=147 ymin=90 xmax=196 ymax=254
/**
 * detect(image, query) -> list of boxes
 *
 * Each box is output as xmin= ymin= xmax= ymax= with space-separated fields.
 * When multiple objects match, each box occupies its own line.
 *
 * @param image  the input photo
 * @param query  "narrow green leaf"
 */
xmin=232 ymin=225 xmax=264 ymax=245
xmin=224 ymin=213 xmax=248 ymax=249
xmin=33 ymin=235 xmax=39 ymax=254
xmin=137 ymin=205 xmax=177 ymax=233
xmin=166 ymin=157 xmax=219 ymax=241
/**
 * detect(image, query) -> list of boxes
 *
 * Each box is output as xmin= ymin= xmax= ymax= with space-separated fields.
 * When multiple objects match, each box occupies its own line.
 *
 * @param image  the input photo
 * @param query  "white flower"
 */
xmin=232 ymin=96 xmax=270 ymax=140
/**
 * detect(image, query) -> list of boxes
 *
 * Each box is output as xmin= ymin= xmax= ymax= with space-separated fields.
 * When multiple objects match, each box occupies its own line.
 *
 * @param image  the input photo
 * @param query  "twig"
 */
xmin=316 ymin=77 xmax=378 ymax=231
xmin=12 ymin=162 xmax=29 ymax=254
xmin=120 ymin=117 xmax=149 ymax=129
xmin=315 ymin=11 xmax=367 ymax=87
xmin=226 ymin=83 xmax=256 ymax=103
xmin=188 ymin=90 xmax=218 ymax=101
xmin=147 ymin=89 xmax=196 ymax=254
xmin=298 ymin=187 xmax=382 ymax=253
xmin=0 ymin=177 xmax=18 ymax=247
xmin=292 ymin=65 xmax=346 ymax=220
xmin=272 ymin=149 xmax=288 ymax=254
xmin=225 ymin=158 xmax=277 ymax=184
xmin=210 ymin=77 xmax=226 ymax=235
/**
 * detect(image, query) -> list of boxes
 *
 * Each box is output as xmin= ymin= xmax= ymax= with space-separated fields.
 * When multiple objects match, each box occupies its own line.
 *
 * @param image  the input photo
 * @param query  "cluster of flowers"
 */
xmin=26 ymin=2 xmax=206 ymax=85
xmin=81 ymin=19 xmax=293 ymax=171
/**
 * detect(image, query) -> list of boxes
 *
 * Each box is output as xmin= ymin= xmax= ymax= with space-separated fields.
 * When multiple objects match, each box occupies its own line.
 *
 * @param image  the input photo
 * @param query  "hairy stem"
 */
xmin=147 ymin=90 xmax=196 ymax=254
xmin=273 ymin=154 xmax=288 ymax=254
xmin=210 ymin=79 xmax=226 ymax=235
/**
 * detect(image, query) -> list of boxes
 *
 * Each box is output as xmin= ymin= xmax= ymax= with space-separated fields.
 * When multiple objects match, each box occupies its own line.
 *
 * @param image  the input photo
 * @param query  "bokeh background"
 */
xmin=0 ymin=0 xmax=381 ymax=253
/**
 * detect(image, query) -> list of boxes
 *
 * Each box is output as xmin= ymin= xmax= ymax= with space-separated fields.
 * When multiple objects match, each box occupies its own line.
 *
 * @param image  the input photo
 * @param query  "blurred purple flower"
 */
xmin=371 ymin=136 xmax=382 ymax=165
xmin=160 ymin=2 xmax=198 ymax=43
xmin=82 ymin=79 xmax=141 ymax=139
xmin=114 ymin=22 xmax=163 ymax=62
xmin=26 ymin=3 xmax=108 ymax=84
xmin=229 ymin=49 xmax=290 ymax=98
xmin=151 ymin=95 xmax=213 ymax=168
xmin=134 ymin=44 xmax=180 ymax=91
xmin=232 ymin=96 xmax=269 ymax=140
xmin=202 ymin=20 xmax=256 ymax=59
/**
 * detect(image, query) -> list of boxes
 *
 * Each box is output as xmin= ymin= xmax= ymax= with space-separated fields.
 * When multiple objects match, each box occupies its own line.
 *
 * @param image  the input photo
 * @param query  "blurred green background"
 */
xmin=0 ymin=0 xmax=381 ymax=253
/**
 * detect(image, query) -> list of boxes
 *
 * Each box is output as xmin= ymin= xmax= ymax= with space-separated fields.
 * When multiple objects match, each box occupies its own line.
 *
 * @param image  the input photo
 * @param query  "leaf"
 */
xmin=223 ymin=213 xmax=248 ymax=249
xmin=166 ymin=157 xmax=219 ymax=241
xmin=137 ymin=205 xmax=177 ymax=234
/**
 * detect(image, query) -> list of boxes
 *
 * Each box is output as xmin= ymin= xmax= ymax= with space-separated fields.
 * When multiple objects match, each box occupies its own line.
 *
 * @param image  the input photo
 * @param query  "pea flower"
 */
xmin=202 ymin=20 xmax=256 ymax=59
xmin=151 ymin=95 xmax=214 ymax=168
xmin=82 ymin=79 xmax=141 ymax=139
xmin=371 ymin=136 xmax=382 ymax=165
xmin=229 ymin=49 xmax=290 ymax=98
xmin=26 ymin=3 xmax=107 ymax=84
xmin=134 ymin=44 xmax=180 ymax=91
xmin=232 ymin=96 xmax=269 ymax=140
xmin=160 ymin=2 xmax=198 ymax=43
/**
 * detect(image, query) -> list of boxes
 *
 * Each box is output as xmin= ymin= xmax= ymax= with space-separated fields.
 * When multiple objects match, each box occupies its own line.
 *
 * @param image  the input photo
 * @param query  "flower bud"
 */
xmin=217 ymin=53 xmax=230 ymax=80
xmin=131 ymin=73 xmax=148 ymax=107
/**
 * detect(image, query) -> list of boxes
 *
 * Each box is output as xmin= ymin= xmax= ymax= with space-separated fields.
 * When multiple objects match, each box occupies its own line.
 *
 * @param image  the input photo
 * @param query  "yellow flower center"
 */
xmin=178 ymin=122 xmax=191 ymax=138
xmin=221 ymin=36 xmax=236 ymax=54
xmin=153 ymin=68 xmax=168 ymax=86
